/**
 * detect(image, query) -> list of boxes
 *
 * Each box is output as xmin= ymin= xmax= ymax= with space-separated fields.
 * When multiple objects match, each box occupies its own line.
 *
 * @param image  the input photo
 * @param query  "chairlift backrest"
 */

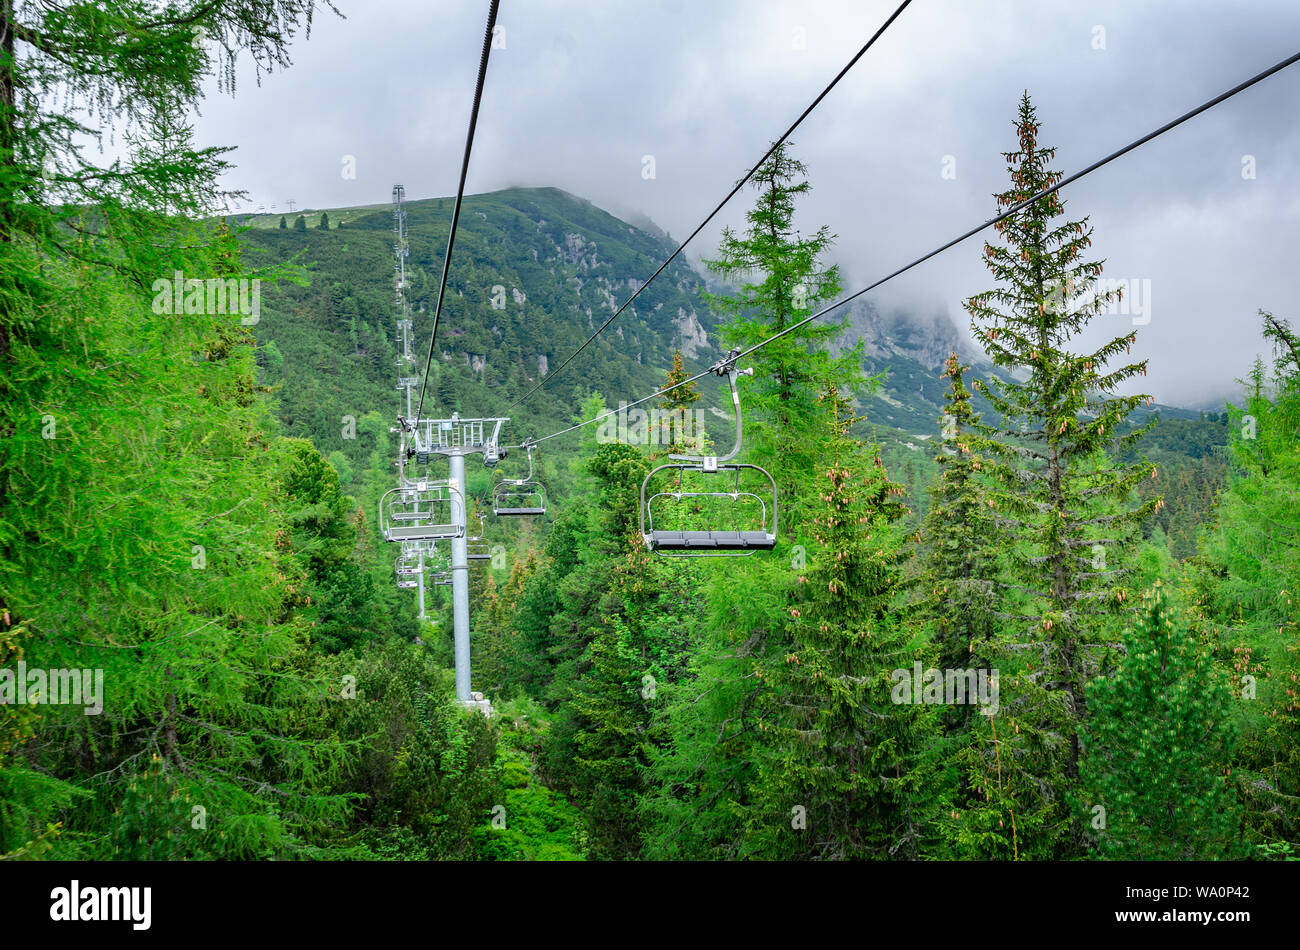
xmin=395 ymin=553 xmax=422 ymax=577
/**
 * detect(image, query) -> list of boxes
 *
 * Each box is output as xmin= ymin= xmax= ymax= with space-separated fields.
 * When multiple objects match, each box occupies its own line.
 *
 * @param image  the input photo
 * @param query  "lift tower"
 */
xmin=383 ymin=185 xmax=506 ymax=711
xmin=389 ymin=185 xmax=430 ymax=616
xmin=391 ymin=415 xmax=507 ymax=705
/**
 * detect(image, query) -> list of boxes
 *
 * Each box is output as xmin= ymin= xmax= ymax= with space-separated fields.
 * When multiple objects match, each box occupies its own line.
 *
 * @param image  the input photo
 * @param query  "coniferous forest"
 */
xmin=1 ymin=0 xmax=1299 ymax=900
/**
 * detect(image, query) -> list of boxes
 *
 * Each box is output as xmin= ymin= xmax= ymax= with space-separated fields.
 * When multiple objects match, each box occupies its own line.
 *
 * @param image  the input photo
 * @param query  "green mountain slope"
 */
xmin=242 ymin=187 xmax=720 ymax=473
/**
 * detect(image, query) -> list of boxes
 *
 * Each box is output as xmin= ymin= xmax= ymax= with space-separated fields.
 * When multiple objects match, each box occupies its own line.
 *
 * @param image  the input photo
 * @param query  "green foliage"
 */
xmin=310 ymin=639 xmax=498 ymax=859
xmin=473 ymin=702 xmax=585 ymax=860
xmin=0 ymin=6 xmax=1288 ymax=864
xmin=1191 ymin=311 xmax=1300 ymax=850
xmin=745 ymin=390 xmax=944 ymax=859
xmin=921 ymin=354 xmax=998 ymax=676
xmin=963 ymin=94 xmax=1159 ymax=852
xmin=275 ymin=437 xmax=380 ymax=653
xmin=1081 ymin=582 xmax=1245 ymax=858
xmin=529 ymin=438 xmax=703 ymax=859
xmin=0 ymin=625 xmax=89 ymax=858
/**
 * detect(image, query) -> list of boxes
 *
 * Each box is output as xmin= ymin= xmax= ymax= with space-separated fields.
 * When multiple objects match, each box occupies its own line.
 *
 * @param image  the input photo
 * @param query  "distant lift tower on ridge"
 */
xmin=390 ymin=184 xmax=429 ymax=618
xmin=382 ymin=184 xmax=507 ymax=711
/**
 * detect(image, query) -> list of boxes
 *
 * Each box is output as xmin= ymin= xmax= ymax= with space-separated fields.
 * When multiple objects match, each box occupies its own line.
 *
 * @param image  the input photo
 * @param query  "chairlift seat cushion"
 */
xmin=386 ymin=525 xmax=462 ymax=541
xmin=494 ymin=507 xmax=545 ymax=516
xmin=648 ymin=530 xmax=774 ymax=551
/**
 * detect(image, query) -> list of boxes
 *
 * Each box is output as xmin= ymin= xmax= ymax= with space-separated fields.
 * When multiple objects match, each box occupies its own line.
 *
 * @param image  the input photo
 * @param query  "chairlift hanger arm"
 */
xmin=499 ymin=438 xmax=537 ymax=486
xmin=670 ymin=349 xmax=753 ymax=464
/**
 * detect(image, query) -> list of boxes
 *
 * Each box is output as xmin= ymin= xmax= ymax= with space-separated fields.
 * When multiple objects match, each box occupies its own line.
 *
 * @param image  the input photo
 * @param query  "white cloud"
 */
xmin=194 ymin=0 xmax=1300 ymax=405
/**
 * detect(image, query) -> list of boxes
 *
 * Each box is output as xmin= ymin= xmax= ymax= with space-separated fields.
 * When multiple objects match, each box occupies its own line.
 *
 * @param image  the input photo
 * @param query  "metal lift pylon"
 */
xmin=387 ymin=184 xmax=501 ymax=714
xmin=395 ymin=413 xmax=507 ymax=713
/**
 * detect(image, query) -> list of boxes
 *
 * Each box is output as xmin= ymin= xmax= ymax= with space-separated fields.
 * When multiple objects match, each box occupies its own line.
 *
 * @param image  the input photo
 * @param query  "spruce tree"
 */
xmin=921 ymin=353 xmax=998 ymax=676
xmin=566 ymin=615 xmax=652 ymax=859
xmin=964 ymin=93 xmax=1160 ymax=849
xmin=474 ymin=548 xmax=539 ymax=698
xmin=1081 ymin=581 xmax=1244 ymax=858
xmin=279 ymin=215 xmax=287 ymax=229
xmin=745 ymin=388 xmax=940 ymax=859
xmin=318 ymin=211 xmax=330 ymax=230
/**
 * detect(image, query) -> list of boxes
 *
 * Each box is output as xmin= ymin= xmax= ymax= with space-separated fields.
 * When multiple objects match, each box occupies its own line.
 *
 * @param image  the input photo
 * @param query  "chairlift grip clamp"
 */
xmin=709 ymin=347 xmax=743 ymax=377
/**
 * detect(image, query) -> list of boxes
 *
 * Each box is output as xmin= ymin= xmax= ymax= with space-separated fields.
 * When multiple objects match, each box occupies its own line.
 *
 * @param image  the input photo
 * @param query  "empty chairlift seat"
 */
xmin=464 ymin=512 xmax=493 ymax=559
xmin=379 ymin=482 xmax=464 ymax=542
xmin=638 ymin=349 xmax=778 ymax=557
xmin=493 ymin=484 xmax=546 ymax=517
xmin=394 ymin=553 xmax=423 ymax=577
xmin=640 ymin=462 xmax=778 ymax=556
xmin=492 ymin=442 xmax=546 ymax=517
xmin=645 ymin=528 xmax=776 ymax=552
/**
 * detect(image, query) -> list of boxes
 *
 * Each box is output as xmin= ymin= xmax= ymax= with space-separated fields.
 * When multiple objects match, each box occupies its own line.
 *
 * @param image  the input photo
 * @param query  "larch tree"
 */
xmin=1196 ymin=311 xmax=1300 ymax=850
xmin=701 ymin=140 xmax=866 ymax=531
xmin=655 ymin=350 xmax=701 ymax=456
xmin=0 ymin=0 xmax=350 ymax=858
xmin=644 ymin=143 xmax=872 ymax=858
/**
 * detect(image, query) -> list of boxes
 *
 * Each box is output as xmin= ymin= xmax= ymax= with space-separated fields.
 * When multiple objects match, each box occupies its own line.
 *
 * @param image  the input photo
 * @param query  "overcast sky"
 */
xmin=194 ymin=0 xmax=1300 ymax=408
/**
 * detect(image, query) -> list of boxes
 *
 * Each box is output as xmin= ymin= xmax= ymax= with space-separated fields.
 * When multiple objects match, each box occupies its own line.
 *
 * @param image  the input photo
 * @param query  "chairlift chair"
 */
xmin=401 ymin=538 xmax=438 ymax=556
xmin=379 ymin=480 xmax=465 ymax=542
xmin=466 ymin=511 xmax=492 ymax=560
xmin=640 ymin=351 xmax=778 ymax=556
xmin=493 ymin=440 xmax=546 ymax=517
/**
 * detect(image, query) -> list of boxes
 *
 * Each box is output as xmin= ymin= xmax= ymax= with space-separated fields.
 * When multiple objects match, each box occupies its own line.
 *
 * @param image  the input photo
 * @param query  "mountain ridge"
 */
xmin=237 ymin=185 xmax=1201 ymax=461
